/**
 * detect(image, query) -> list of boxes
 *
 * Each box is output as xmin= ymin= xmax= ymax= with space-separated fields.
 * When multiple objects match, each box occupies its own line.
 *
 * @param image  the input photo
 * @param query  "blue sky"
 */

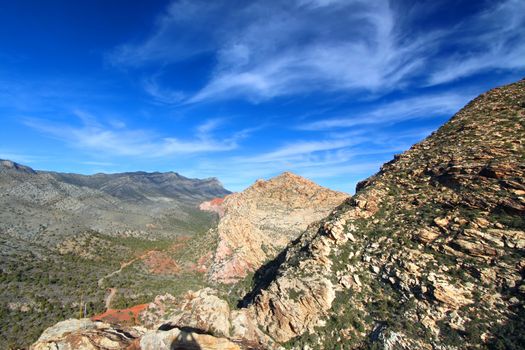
xmin=0 ymin=0 xmax=524 ymax=193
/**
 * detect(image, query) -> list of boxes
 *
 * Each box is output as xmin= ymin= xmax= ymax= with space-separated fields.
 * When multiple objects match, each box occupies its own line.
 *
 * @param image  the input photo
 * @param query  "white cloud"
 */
xmin=181 ymin=128 xmax=414 ymax=192
xmin=142 ymin=77 xmax=186 ymax=104
xmin=188 ymin=0 xmax=426 ymax=102
xmin=300 ymin=92 xmax=472 ymax=130
xmin=24 ymin=113 xmax=245 ymax=158
xmin=108 ymin=1 xmax=225 ymax=67
xmin=109 ymin=0 xmax=525 ymax=103
xmin=242 ymin=139 xmax=359 ymax=163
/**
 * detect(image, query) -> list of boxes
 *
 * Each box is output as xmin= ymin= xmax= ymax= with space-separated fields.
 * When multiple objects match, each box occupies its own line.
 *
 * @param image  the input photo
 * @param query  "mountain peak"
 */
xmin=252 ymin=171 xmax=342 ymax=195
xmin=275 ymin=170 xmax=301 ymax=179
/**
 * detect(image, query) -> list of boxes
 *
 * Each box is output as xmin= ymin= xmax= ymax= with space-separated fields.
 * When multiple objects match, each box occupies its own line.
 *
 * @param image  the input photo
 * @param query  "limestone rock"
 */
xmin=199 ymin=197 xmax=226 ymax=217
xmin=148 ymin=288 xmax=231 ymax=338
xmin=255 ymin=274 xmax=336 ymax=342
xmin=433 ymin=217 xmax=449 ymax=230
xmin=415 ymin=227 xmax=440 ymax=244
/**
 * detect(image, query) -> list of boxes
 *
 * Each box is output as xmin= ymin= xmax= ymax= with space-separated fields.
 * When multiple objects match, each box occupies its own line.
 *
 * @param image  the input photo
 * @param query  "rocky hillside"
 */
xmin=49 ymin=170 xmax=227 ymax=204
xmin=204 ymin=172 xmax=348 ymax=283
xmin=249 ymin=78 xmax=525 ymax=348
xmin=30 ymin=78 xmax=525 ymax=349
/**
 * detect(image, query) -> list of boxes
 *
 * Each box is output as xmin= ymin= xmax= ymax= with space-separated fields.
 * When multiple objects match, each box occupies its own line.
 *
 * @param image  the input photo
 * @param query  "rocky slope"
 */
xmin=30 ymin=78 xmax=525 ymax=349
xmin=204 ymin=172 xmax=348 ymax=283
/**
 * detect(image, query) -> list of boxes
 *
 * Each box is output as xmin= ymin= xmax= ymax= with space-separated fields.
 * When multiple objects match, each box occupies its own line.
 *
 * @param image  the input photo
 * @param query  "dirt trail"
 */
xmin=97 ymin=251 xmax=153 ymax=287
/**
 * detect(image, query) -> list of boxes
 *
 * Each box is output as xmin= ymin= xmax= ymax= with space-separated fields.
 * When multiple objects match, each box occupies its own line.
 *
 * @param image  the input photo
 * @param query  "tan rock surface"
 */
xmin=140 ymin=288 xmax=231 ymax=337
xmin=432 ymin=281 xmax=473 ymax=309
xmin=209 ymin=172 xmax=348 ymax=283
xmin=30 ymin=319 xmax=145 ymax=350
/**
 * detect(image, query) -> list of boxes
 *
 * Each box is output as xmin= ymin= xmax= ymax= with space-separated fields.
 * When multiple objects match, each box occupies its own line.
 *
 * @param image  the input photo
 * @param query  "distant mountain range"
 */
xmin=0 ymin=159 xmax=230 ymax=244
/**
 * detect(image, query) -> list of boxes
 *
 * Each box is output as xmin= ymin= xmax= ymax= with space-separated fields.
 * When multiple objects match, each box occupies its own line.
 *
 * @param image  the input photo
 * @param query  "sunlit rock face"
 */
xmin=208 ymin=171 xmax=349 ymax=283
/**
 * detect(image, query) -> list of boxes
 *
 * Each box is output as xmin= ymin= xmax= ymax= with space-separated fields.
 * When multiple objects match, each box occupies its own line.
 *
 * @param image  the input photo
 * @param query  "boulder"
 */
xmin=432 ymin=281 xmax=473 ymax=309
xmin=155 ymin=288 xmax=231 ymax=338
xmin=415 ymin=227 xmax=440 ymax=244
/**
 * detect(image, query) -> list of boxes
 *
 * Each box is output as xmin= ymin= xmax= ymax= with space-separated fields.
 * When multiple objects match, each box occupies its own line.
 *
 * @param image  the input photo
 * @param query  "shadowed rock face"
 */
xmin=207 ymin=172 xmax=349 ymax=283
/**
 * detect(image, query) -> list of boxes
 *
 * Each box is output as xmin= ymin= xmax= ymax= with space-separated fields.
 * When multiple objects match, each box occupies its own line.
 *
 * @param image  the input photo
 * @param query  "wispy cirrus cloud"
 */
xmin=108 ymin=1 xmax=224 ymax=67
xmin=245 ymin=139 xmax=360 ymax=164
xmin=109 ymin=0 xmax=525 ymax=104
xmin=23 ymin=111 xmax=246 ymax=158
xmin=426 ymin=0 xmax=525 ymax=86
xmin=142 ymin=76 xmax=186 ymax=104
xmin=299 ymin=92 xmax=473 ymax=130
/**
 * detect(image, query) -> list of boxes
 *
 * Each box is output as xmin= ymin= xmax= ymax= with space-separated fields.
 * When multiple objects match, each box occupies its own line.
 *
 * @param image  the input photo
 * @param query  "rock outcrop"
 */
xmin=29 ymin=317 xmax=245 ymax=350
xmin=199 ymin=197 xmax=226 ymax=216
xmin=30 ymin=319 xmax=145 ymax=350
xmin=207 ymin=172 xmax=348 ymax=283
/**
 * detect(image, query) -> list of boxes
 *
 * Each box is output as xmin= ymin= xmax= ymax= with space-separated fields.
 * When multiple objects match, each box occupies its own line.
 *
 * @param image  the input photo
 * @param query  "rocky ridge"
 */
xmin=30 ymin=78 xmax=525 ymax=349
